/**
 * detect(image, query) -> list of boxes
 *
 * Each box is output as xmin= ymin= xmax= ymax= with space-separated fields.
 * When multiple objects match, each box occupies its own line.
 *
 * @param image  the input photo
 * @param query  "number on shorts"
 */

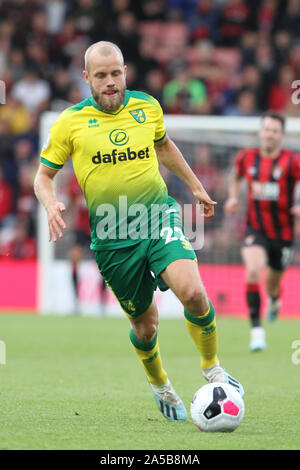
xmin=160 ymin=227 xmax=186 ymax=244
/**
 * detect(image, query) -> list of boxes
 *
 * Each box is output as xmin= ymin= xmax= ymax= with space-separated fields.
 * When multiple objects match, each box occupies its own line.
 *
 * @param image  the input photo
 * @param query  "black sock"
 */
xmin=72 ymin=264 xmax=78 ymax=297
xmin=246 ymin=284 xmax=261 ymax=327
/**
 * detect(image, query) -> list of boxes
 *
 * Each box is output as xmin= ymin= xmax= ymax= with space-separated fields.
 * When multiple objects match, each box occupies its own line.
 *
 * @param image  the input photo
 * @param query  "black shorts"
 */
xmin=73 ymin=230 xmax=91 ymax=247
xmin=243 ymin=228 xmax=293 ymax=271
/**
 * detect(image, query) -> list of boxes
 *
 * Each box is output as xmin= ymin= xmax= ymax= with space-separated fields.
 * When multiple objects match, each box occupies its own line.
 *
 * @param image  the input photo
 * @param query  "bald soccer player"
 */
xmin=34 ymin=42 xmax=244 ymax=422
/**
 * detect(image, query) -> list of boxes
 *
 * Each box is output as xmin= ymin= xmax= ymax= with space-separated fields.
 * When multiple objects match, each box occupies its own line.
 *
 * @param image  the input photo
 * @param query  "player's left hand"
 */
xmin=193 ymin=188 xmax=217 ymax=218
xmin=290 ymin=205 xmax=300 ymax=216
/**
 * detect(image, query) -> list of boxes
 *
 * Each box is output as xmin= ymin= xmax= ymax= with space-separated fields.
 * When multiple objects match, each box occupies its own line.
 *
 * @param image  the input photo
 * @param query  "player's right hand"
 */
xmin=46 ymin=201 xmax=67 ymax=242
xmin=224 ymin=197 xmax=239 ymax=215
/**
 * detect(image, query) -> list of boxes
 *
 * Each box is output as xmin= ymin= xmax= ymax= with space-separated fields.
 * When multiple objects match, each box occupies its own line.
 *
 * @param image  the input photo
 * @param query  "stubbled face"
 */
xmin=259 ymin=117 xmax=284 ymax=155
xmin=83 ymin=51 xmax=127 ymax=112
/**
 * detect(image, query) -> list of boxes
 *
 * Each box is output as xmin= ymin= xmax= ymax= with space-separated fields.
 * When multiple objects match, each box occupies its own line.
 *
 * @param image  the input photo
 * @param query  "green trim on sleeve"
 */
xmin=40 ymin=157 xmax=64 ymax=170
xmin=154 ymin=131 xmax=166 ymax=143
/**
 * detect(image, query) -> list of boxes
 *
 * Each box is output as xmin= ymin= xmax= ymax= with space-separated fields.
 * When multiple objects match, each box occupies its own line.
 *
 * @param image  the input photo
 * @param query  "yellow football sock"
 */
xmin=129 ymin=329 xmax=168 ymax=386
xmin=184 ymin=299 xmax=219 ymax=370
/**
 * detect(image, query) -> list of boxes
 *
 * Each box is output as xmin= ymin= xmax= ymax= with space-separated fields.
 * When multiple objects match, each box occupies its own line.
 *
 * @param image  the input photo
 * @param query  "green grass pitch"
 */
xmin=0 ymin=313 xmax=299 ymax=450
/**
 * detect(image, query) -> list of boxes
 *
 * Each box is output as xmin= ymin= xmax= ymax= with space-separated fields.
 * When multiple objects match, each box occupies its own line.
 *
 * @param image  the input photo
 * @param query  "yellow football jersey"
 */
xmin=40 ymin=90 xmax=169 ymax=249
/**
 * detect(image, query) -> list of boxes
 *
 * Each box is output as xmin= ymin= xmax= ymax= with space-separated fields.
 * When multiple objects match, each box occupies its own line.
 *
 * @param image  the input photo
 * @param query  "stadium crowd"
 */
xmin=0 ymin=0 xmax=300 ymax=262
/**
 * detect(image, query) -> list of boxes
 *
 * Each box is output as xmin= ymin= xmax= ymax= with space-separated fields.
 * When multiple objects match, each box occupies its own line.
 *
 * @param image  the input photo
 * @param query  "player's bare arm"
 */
xmin=155 ymin=135 xmax=217 ymax=217
xmin=34 ymin=164 xmax=66 ymax=242
xmin=224 ymin=169 xmax=243 ymax=215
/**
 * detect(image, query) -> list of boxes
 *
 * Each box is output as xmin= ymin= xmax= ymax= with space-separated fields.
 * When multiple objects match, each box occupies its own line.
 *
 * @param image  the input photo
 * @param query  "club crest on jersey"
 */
xmin=272 ymin=166 xmax=283 ymax=180
xmin=130 ymin=109 xmax=146 ymax=123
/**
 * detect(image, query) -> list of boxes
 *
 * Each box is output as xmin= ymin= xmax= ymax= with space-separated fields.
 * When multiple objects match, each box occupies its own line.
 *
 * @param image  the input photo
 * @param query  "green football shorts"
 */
xmin=94 ymin=209 xmax=197 ymax=318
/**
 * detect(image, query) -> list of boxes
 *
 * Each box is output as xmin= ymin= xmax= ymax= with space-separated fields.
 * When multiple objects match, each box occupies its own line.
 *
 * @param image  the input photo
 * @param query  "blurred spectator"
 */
xmin=289 ymin=43 xmax=300 ymax=74
xmin=136 ymin=0 xmax=167 ymax=21
xmin=124 ymin=62 xmax=141 ymax=91
xmin=0 ymin=216 xmax=37 ymax=260
xmin=50 ymin=17 xmax=83 ymax=66
xmin=67 ymin=85 xmax=84 ymax=106
xmin=7 ymin=48 xmax=26 ymax=82
xmin=110 ymin=11 xmax=141 ymax=64
xmin=0 ymin=166 xmax=13 ymax=228
xmin=167 ymin=0 xmax=196 ymax=23
xmin=51 ymin=68 xmax=71 ymax=103
xmin=68 ymin=45 xmax=91 ymax=99
xmin=0 ymin=95 xmax=31 ymax=135
xmin=255 ymin=37 xmax=278 ymax=99
xmin=26 ymin=42 xmax=51 ymax=79
xmin=192 ymin=144 xmax=219 ymax=195
xmin=13 ymin=138 xmax=36 ymax=165
xmin=72 ymin=0 xmax=106 ymax=39
xmin=28 ymin=10 xmax=49 ymax=45
xmin=16 ymin=164 xmax=36 ymax=215
xmin=268 ymin=63 xmax=296 ymax=112
xmin=44 ymin=0 xmax=69 ymax=36
xmin=0 ymin=120 xmax=17 ymax=192
xmin=224 ymin=88 xmax=258 ymax=116
xmin=163 ymin=67 xmax=209 ymax=114
xmin=218 ymin=0 xmax=253 ymax=47
xmin=273 ymin=30 xmax=292 ymax=67
xmin=188 ymin=0 xmax=221 ymax=44
xmin=137 ymin=36 xmax=160 ymax=77
xmin=274 ymin=0 xmax=300 ymax=37
xmin=239 ymin=64 xmax=265 ymax=111
xmin=0 ymin=20 xmax=14 ymax=74
xmin=191 ymin=144 xmax=223 ymax=230
xmin=240 ymin=30 xmax=259 ymax=66
xmin=107 ymin=0 xmax=133 ymax=21
xmin=11 ymin=69 xmax=51 ymax=112
xmin=203 ymin=63 xmax=234 ymax=114
xmin=257 ymin=0 xmax=278 ymax=34
xmin=144 ymin=69 xmax=165 ymax=102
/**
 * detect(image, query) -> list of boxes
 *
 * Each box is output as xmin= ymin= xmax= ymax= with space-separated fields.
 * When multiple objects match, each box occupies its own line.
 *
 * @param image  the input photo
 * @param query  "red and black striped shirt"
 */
xmin=235 ymin=148 xmax=300 ymax=242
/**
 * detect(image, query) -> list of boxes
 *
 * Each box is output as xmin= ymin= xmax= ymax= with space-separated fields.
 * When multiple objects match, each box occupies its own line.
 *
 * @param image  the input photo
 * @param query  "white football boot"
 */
xmin=266 ymin=297 xmax=281 ymax=322
xmin=150 ymin=379 xmax=187 ymax=422
xmin=202 ymin=362 xmax=244 ymax=398
xmin=249 ymin=326 xmax=266 ymax=352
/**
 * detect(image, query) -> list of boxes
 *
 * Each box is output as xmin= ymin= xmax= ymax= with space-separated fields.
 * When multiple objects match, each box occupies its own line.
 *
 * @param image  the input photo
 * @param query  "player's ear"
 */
xmin=123 ymin=64 xmax=127 ymax=78
xmin=83 ymin=70 xmax=89 ymax=84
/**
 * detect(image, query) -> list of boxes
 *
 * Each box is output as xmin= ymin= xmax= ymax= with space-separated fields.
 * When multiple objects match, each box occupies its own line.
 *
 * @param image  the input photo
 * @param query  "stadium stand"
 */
xmin=0 ymin=0 xmax=299 ymax=296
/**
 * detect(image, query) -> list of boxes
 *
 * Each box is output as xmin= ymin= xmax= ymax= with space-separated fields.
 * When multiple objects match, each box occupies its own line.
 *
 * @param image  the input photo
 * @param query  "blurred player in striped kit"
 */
xmin=225 ymin=111 xmax=300 ymax=351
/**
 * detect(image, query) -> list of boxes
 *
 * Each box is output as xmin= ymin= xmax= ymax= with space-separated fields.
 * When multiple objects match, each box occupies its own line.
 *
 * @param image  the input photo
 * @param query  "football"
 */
xmin=190 ymin=382 xmax=245 ymax=432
